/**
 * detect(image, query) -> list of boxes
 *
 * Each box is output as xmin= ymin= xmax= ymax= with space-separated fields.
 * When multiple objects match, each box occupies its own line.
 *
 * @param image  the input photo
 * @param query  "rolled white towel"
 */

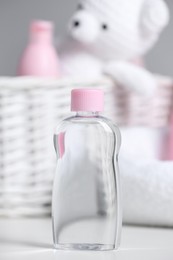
xmin=119 ymin=126 xmax=173 ymax=226
xmin=120 ymin=157 xmax=173 ymax=227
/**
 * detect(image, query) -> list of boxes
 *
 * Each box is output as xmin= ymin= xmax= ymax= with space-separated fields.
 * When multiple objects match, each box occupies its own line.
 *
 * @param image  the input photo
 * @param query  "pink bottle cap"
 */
xmin=71 ymin=89 xmax=104 ymax=112
xmin=30 ymin=20 xmax=53 ymax=42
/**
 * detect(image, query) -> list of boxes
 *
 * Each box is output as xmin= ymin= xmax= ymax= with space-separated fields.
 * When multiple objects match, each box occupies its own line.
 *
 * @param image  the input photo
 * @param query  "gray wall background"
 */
xmin=0 ymin=0 xmax=172 ymax=76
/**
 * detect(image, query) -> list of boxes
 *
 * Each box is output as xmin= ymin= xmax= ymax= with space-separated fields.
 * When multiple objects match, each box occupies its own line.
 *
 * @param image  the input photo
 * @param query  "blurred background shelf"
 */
xmin=1 ymin=218 xmax=173 ymax=259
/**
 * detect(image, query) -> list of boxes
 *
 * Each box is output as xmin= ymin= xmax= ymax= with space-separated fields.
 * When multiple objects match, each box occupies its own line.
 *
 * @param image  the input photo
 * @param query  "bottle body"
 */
xmin=17 ymin=43 xmax=60 ymax=77
xmin=52 ymin=113 xmax=121 ymax=250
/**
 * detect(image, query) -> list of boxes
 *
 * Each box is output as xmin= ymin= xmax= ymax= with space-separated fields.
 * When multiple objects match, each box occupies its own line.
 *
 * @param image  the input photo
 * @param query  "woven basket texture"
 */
xmin=0 ymin=76 xmax=172 ymax=217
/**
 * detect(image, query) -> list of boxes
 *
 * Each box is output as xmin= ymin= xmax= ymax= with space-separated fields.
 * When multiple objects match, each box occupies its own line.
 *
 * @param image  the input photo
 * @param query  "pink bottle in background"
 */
xmin=17 ymin=20 xmax=60 ymax=77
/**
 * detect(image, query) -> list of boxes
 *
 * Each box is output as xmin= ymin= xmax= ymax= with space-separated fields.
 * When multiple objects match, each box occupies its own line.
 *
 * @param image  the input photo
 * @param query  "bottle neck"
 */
xmin=76 ymin=111 xmax=100 ymax=117
xmin=30 ymin=31 xmax=52 ymax=44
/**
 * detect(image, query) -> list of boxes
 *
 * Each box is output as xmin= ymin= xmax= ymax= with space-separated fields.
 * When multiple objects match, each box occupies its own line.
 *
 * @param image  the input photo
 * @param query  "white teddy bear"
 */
xmin=58 ymin=0 xmax=169 ymax=96
xmin=57 ymin=0 xmax=173 ymax=227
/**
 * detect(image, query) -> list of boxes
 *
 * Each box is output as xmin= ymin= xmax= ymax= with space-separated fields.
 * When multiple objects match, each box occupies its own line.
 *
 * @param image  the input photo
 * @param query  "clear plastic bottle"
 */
xmin=52 ymin=89 xmax=121 ymax=251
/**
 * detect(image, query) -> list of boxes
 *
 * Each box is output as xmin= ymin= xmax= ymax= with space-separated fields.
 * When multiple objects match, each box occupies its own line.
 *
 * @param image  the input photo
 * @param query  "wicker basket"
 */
xmin=0 ymin=76 xmax=172 ymax=217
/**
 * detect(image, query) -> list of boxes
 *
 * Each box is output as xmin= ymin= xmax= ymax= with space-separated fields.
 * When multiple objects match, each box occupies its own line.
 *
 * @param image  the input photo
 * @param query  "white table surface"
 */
xmin=0 ymin=218 xmax=173 ymax=260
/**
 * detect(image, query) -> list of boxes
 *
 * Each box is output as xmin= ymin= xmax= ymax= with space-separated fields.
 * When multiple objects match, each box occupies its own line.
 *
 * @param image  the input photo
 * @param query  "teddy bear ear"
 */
xmin=141 ymin=0 xmax=170 ymax=37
